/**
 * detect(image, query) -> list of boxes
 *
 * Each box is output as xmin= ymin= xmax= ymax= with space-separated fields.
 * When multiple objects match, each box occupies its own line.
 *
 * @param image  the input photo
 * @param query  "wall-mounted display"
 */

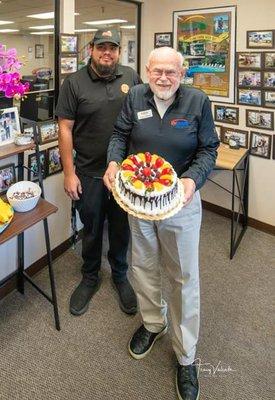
xmin=60 ymin=34 xmax=78 ymax=53
xmin=237 ymin=70 xmax=261 ymax=88
xmin=38 ymin=121 xmax=59 ymax=145
xmin=263 ymin=91 xmax=275 ymax=108
xmin=0 ymin=163 xmax=16 ymax=195
xmin=246 ymin=109 xmax=274 ymax=131
xmin=0 ymin=107 xmax=20 ymax=146
xmin=28 ymin=150 xmax=47 ymax=182
xmin=263 ymin=71 xmax=275 ymax=88
xmin=154 ymin=32 xmax=173 ymax=48
xmin=237 ymin=52 xmax=262 ymax=69
xmin=215 ymin=124 xmax=222 ymax=139
xmin=35 ymin=44 xmax=44 ymax=59
xmin=237 ymin=89 xmax=262 ymax=106
xmin=247 ymin=30 xmax=274 ymax=49
xmin=173 ymin=6 xmax=236 ymax=103
xmin=221 ymin=127 xmax=248 ymax=148
xmin=128 ymin=40 xmax=136 ymax=63
xmin=214 ymin=104 xmax=239 ymax=125
xmin=264 ymin=52 xmax=275 ymax=69
xmin=47 ymin=146 xmax=62 ymax=176
xmin=250 ymin=131 xmax=271 ymax=158
xmin=60 ymin=55 xmax=78 ymax=75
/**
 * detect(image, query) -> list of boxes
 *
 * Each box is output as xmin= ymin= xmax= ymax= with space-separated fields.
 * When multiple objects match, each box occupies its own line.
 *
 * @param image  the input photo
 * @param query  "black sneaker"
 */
xmin=128 ymin=324 xmax=168 ymax=359
xmin=112 ymin=278 xmax=137 ymax=315
xmin=69 ymin=278 xmax=101 ymax=316
xmin=176 ymin=363 xmax=200 ymax=400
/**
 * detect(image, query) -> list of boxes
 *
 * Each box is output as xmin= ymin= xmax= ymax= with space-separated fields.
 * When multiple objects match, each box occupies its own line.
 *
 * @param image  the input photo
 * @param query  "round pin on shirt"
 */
xmin=121 ymin=84 xmax=129 ymax=94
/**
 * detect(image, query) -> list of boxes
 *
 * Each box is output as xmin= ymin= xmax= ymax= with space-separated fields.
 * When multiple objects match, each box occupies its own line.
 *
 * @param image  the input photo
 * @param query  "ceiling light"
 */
xmin=30 ymin=31 xmax=53 ymax=35
xmin=0 ymin=29 xmax=19 ymax=33
xmin=75 ymin=28 xmax=97 ymax=32
xmin=27 ymin=12 xmax=54 ymax=19
xmin=120 ymin=25 xmax=136 ymax=29
xmin=29 ymin=25 xmax=54 ymax=30
xmin=84 ymin=19 xmax=127 ymax=25
xmin=0 ymin=21 xmax=14 ymax=25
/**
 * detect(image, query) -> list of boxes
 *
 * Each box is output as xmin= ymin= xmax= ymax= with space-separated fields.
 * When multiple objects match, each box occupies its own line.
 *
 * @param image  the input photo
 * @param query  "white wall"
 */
xmin=140 ymin=0 xmax=275 ymax=226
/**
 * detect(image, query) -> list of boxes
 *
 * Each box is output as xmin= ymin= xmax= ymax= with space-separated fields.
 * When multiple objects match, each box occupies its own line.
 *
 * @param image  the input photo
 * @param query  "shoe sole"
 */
xmin=111 ymin=280 xmax=137 ymax=315
xmin=70 ymin=280 xmax=101 ymax=316
xmin=176 ymin=368 xmax=200 ymax=400
xmin=128 ymin=326 xmax=168 ymax=360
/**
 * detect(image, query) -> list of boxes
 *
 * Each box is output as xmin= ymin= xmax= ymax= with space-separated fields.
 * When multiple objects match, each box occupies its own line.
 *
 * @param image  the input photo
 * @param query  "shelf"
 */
xmin=0 ymin=198 xmax=58 ymax=245
xmin=216 ymin=143 xmax=249 ymax=170
xmin=0 ymin=142 xmax=35 ymax=161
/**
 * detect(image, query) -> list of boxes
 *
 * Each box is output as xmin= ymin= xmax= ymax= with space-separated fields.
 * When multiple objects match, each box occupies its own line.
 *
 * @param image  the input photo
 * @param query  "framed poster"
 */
xmin=154 ymin=32 xmax=173 ymax=48
xmin=250 ymin=131 xmax=271 ymax=159
xmin=35 ymin=44 xmax=44 ymax=59
xmin=237 ymin=52 xmax=262 ymax=69
xmin=246 ymin=109 xmax=274 ymax=131
xmin=237 ymin=70 xmax=262 ymax=88
xmin=263 ymin=91 xmax=275 ymax=108
xmin=47 ymin=146 xmax=62 ymax=176
xmin=0 ymin=106 xmax=21 ymax=146
xmin=173 ymin=6 xmax=236 ymax=103
xmin=60 ymin=55 xmax=78 ymax=75
xmin=264 ymin=52 xmax=275 ymax=70
xmin=128 ymin=40 xmax=135 ymax=63
xmin=27 ymin=150 xmax=47 ymax=182
xmin=214 ymin=104 xmax=239 ymax=125
xmin=237 ymin=89 xmax=262 ymax=107
xmin=38 ymin=121 xmax=59 ymax=144
xmin=60 ymin=34 xmax=78 ymax=53
xmin=247 ymin=30 xmax=274 ymax=49
xmin=221 ymin=127 xmax=248 ymax=148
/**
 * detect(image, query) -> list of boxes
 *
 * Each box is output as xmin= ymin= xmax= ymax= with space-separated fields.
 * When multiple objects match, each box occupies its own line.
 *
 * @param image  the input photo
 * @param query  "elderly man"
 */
xmin=104 ymin=47 xmax=219 ymax=400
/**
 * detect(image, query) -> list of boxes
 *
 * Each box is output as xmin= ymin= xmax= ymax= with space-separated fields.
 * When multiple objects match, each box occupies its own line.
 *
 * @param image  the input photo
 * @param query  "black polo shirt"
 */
xmin=55 ymin=60 xmax=141 ymax=177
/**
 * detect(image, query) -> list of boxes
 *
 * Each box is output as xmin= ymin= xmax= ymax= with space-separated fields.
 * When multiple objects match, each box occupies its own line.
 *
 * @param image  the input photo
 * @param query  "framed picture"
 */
xmin=27 ymin=150 xmax=47 ymax=182
xmin=273 ymin=135 xmax=275 ymax=160
xmin=215 ymin=124 xmax=222 ymax=140
xmin=60 ymin=55 xmax=78 ymax=75
xmin=60 ymin=34 xmax=78 ymax=53
xmin=0 ymin=163 xmax=16 ymax=195
xmin=128 ymin=40 xmax=135 ymax=63
xmin=263 ymin=91 xmax=275 ymax=108
xmin=246 ymin=109 xmax=274 ymax=131
xmin=214 ymin=104 xmax=239 ymax=125
xmin=237 ymin=89 xmax=262 ymax=106
xmin=0 ymin=107 xmax=21 ymax=146
xmin=221 ymin=127 xmax=248 ymax=148
xmin=35 ymin=44 xmax=44 ymax=59
xmin=38 ymin=121 xmax=59 ymax=144
xmin=264 ymin=52 xmax=275 ymax=69
xmin=237 ymin=70 xmax=262 ymax=88
xmin=247 ymin=30 xmax=274 ymax=49
xmin=237 ymin=52 xmax=262 ymax=69
xmin=263 ymin=71 xmax=275 ymax=88
xmin=173 ymin=6 xmax=236 ymax=103
xmin=250 ymin=131 xmax=271 ymax=159
xmin=47 ymin=146 xmax=62 ymax=176
xmin=154 ymin=32 xmax=173 ymax=48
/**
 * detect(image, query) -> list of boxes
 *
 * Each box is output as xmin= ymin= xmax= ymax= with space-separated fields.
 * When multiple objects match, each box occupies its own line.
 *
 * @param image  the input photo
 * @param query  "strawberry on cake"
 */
xmin=114 ymin=152 xmax=184 ymax=218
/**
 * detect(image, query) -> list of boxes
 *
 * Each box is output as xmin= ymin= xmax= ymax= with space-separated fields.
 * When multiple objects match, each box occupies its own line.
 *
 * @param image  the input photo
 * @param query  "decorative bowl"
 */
xmin=7 ymin=181 xmax=41 ymax=212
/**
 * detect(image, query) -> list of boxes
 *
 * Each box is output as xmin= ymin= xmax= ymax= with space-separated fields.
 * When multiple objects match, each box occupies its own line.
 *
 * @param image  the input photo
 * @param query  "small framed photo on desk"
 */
xmin=0 ymin=163 xmax=16 ymax=195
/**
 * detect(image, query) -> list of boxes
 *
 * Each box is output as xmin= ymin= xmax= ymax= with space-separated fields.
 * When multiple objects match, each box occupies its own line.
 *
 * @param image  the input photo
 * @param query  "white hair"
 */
xmin=147 ymin=47 xmax=184 ymax=68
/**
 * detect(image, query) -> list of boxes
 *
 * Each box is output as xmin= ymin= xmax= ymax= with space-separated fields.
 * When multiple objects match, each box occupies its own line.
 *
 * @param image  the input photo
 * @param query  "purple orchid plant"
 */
xmin=0 ymin=43 xmax=30 ymax=99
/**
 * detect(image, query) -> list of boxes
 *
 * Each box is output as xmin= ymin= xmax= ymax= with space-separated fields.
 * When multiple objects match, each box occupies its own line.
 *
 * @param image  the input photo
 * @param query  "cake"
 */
xmin=114 ymin=152 xmax=184 ymax=218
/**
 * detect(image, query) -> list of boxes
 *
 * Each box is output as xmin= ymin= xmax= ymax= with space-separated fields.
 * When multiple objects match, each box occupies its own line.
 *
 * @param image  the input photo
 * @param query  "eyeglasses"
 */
xmin=149 ymin=69 xmax=179 ymax=78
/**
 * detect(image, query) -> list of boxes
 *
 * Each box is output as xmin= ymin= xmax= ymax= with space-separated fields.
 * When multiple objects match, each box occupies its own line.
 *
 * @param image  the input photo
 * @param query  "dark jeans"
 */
xmin=76 ymin=173 xmax=130 ymax=284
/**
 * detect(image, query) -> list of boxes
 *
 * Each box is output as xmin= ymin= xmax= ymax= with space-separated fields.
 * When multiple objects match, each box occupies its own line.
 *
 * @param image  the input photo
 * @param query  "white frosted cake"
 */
xmin=114 ymin=152 xmax=184 ymax=217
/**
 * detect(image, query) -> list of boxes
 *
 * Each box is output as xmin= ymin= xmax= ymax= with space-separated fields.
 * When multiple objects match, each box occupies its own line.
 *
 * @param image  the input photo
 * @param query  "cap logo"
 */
xmin=102 ymin=31 xmax=112 ymax=38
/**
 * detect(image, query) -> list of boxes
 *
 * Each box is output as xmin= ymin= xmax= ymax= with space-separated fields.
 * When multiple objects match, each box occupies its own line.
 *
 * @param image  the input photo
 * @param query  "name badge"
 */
xmin=137 ymin=109 xmax=153 ymax=120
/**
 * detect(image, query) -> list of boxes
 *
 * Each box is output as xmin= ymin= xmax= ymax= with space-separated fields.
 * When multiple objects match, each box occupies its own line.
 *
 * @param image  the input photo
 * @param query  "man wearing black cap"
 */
xmin=56 ymin=28 xmax=141 ymax=316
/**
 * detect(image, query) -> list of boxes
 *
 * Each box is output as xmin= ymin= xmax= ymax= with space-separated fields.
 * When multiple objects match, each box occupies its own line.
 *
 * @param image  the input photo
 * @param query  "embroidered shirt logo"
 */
xmin=170 ymin=118 xmax=190 ymax=128
xmin=121 ymin=84 xmax=129 ymax=94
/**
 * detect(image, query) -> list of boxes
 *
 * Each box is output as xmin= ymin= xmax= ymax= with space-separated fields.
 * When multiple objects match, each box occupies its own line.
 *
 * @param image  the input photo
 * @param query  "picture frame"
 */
xmin=247 ymin=30 xmax=274 ymax=49
xmin=173 ymin=6 xmax=236 ymax=103
xmin=263 ymin=71 xmax=275 ymax=89
xmin=263 ymin=90 xmax=275 ymax=108
xmin=215 ymin=124 xmax=222 ymax=140
xmin=250 ymin=131 xmax=272 ymax=159
xmin=60 ymin=34 xmax=78 ymax=54
xmin=246 ymin=109 xmax=274 ymax=131
xmin=60 ymin=55 xmax=78 ymax=75
xmin=221 ymin=127 xmax=249 ymax=148
xmin=47 ymin=145 xmax=62 ymax=176
xmin=35 ymin=44 xmax=44 ymax=59
xmin=237 ymin=52 xmax=262 ymax=69
xmin=154 ymin=32 xmax=173 ymax=48
xmin=38 ymin=121 xmax=59 ymax=144
xmin=0 ymin=163 xmax=16 ymax=195
xmin=27 ymin=150 xmax=47 ymax=182
xmin=237 ymin=70 xmax=262 ymax=88
xmin=273 ymin=135 xmax=275 ymax=160
xmin=127 ymin=40 xmax=136 ymax=63
xmin=237 ymin=88 xmax=262 ymax=107
xmin=264 ymin=52 xmax=275 ymax=70
xmin=214 ymin=104 xmax=239 ymax=125
xmin=0 ymin=106 xmax=21 ymax=146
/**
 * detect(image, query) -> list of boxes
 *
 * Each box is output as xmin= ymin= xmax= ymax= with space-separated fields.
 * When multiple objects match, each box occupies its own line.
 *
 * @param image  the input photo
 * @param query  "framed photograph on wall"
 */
xmin=0 ymin=163 xmax=16 ymax=195
xmin=237 ymin=89 xmax=262 ymax=106
xmin=264 ymin=52 xmax=275 ymax=69
xmin=128 ymin=40 xmax=136 ymax=63
xmin=173 ymin=6 xmax=236 ymax=103
xmin=60 ymin=55 xmax=78 ymax=75
xmin=27 ymin=150 xmax=47 ymax=182
xmin=247 ymin=30 xmax=274 ymax=49
xmin=35 ymin=44 xmax=44 ymax=59
xmin=273 ymin=135 xmax=275 ymax=160
xmin=154 ymin=32 xmax=173 ymax=48
xmin=214 ymin=104 xmax=239 ymax=125
xmin=215 ymin=124 xmax=222 ymax=140
xmin=237 ymin=70 xmax=262 ymax=88
xmin=263 ymin=71 xmax=275 ymax=89
xmin=221 ymin=127 xmax=248 ymax=148
xmin=237 ymin=52 xmax=262 ymax=69
xmin=250 ymin=131 xmax=271 ymax=159
xmin=60 ymin=34 xmax=78 ymax=53
xmin=246 ymin=109 xmax=274 ymax=131
xmin=263 ymin=91 xmax=275 ymax=108
xmin=0 ymin=106 xmax=21 ymax=146
xmin=38 ymin=121 xmax=59 ymax=144
xmin=47 ymin=146 xmax=62 ymax=176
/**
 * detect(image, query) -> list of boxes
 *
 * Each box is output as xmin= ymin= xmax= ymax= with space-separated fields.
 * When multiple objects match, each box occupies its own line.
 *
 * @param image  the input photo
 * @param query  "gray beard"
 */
xmin=91 ymin=59 xmax=116 ymax=77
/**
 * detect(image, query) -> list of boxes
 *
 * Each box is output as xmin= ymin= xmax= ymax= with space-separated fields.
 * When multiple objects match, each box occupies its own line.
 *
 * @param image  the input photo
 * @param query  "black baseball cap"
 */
xmin=92 ymin=28 xmax=120 ymax=46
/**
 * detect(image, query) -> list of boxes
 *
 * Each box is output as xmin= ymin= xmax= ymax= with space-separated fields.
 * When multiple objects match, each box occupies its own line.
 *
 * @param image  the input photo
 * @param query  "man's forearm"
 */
xmin=58 ymin=126 xmax=75 ymax=176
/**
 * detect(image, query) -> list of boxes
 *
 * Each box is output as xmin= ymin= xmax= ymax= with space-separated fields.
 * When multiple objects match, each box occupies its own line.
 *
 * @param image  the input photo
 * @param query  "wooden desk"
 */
xmin=209 ymin=143 xmax=249 ymax=259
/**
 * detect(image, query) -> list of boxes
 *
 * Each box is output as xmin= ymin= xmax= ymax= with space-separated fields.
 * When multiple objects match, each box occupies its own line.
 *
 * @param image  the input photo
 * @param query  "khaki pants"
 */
xmin=128 ymin=191 xmax=202 ymax=365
